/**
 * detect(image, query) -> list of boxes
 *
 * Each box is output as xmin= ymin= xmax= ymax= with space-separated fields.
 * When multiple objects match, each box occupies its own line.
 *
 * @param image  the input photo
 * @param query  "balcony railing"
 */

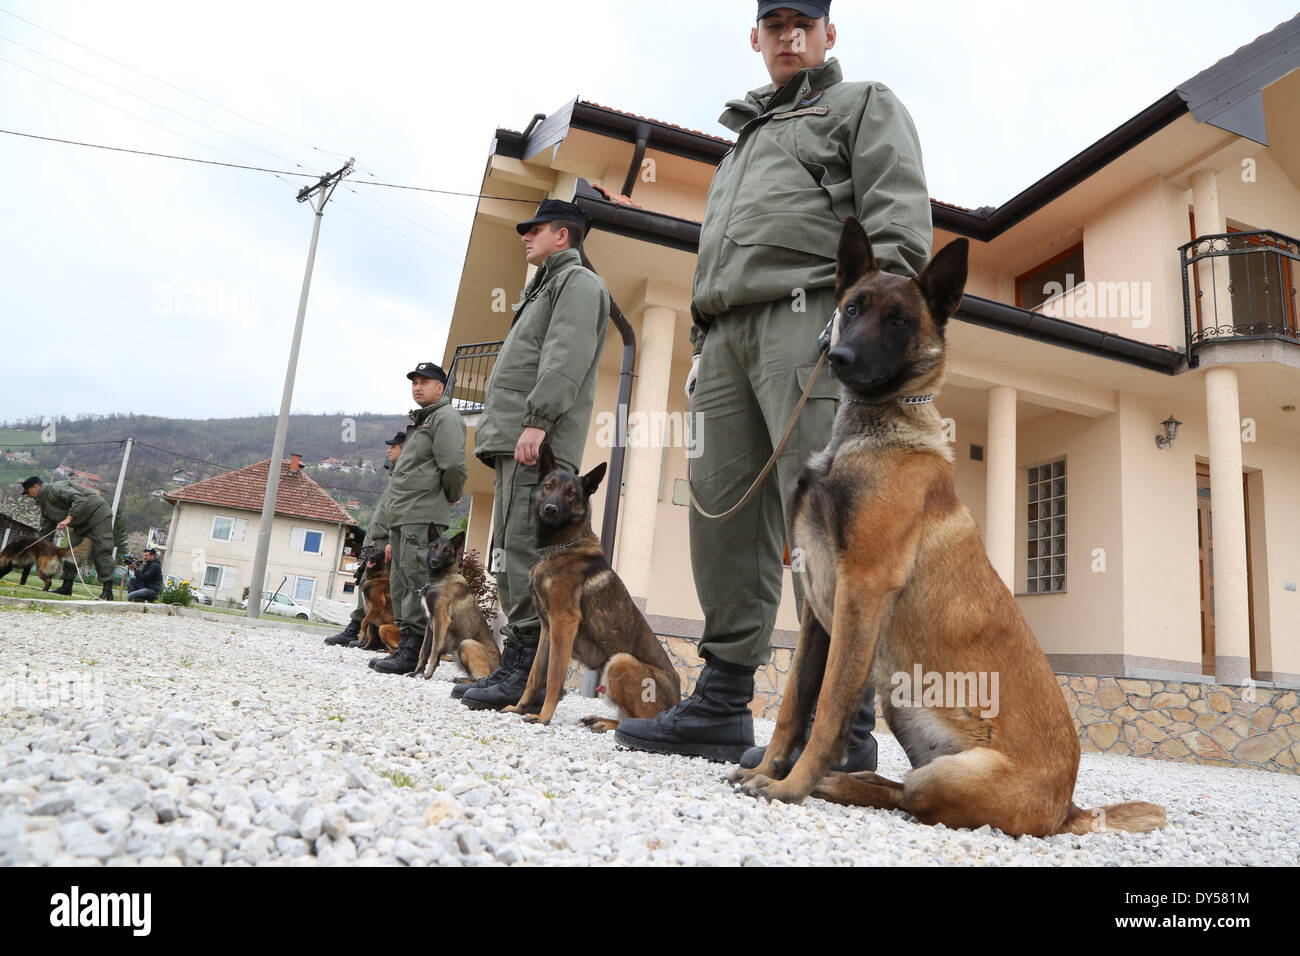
xmin=1181 ymin=230 xmax=1300 ymax=364
xmin=445 ymin=340 xmax=504 ymax=414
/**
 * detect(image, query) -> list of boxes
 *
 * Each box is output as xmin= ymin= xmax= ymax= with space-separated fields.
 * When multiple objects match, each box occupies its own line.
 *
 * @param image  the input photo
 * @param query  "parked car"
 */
xmin=239 ymin=590 xmax=312 ymax=621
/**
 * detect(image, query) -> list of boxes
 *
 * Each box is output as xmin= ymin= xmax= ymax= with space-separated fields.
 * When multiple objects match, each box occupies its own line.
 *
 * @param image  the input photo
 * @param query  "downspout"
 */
xmin=577 ymin=248 xmax=636 ymax=563
xmin=620 ymin=122 xmax=651 ymax=199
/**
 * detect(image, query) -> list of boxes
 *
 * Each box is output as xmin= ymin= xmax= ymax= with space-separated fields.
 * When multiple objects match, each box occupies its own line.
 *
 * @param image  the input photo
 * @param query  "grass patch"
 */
xmin=380 ymin=770 xmax=415 ymax=788
xmin=327 ymin=714 xmax=346 ymax=723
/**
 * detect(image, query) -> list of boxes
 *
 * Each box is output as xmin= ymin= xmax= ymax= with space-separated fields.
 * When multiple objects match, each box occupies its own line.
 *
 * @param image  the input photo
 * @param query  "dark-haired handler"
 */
xmin=22 ymin=475 xmax=117 ymax=600
xmin=369 ymin=363 xmax=467 ymax=674
xmin=126 ymin=548 xmax=163 ymax=602
xmin=616 ymin=1 xmax=932 ymax=765
xmin=458 ymin=198 xmax=609 ymax=711
xmin=325 ymin=430 xmax=405 ymax=647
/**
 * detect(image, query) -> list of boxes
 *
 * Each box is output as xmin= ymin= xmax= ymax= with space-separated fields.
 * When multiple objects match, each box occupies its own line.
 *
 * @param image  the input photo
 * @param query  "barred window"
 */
xmin=1027 ymin=459 xmax=1067 ymax=593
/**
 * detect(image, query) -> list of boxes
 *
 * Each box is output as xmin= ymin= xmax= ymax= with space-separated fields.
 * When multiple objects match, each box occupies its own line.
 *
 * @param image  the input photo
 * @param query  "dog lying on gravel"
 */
xmin=410 ymin=528 xmax=500 ymax=682
xmin=730 ymin=218 xmax=1166 ymax=837
xmin=503 ymin=445 xmax=680 ymax=732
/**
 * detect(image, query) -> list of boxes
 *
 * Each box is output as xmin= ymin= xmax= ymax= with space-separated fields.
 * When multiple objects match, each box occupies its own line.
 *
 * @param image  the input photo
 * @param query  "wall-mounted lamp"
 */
xmin=1155 ymin=414 xmax=1182 ymax=449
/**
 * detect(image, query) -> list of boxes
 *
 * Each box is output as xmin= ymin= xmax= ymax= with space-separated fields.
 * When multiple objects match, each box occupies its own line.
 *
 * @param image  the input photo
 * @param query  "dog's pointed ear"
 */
xmin=449 ymin=530 xmax=466 ymax=553
xmin=582 ymin=461 xmax=607 ymax=497
xmin=537 ymin=442 xmax=556 ymax=478
xmin=917 ymin=238 xmax=968 ymax=326
xmin=427 ymin=522 xmax=442 ymax=545
xmin=835 ymin=217 xmax=877 ymax=302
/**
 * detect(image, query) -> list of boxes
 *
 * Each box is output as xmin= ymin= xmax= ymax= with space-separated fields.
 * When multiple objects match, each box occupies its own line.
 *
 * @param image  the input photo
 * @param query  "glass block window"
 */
xmin=1027 ymin=459 xmax=1067 ymax=593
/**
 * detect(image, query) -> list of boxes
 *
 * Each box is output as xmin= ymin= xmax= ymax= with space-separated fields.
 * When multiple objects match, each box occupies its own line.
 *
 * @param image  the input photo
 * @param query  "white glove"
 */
xmin=685 ymin=354 xmax=700 ymax=400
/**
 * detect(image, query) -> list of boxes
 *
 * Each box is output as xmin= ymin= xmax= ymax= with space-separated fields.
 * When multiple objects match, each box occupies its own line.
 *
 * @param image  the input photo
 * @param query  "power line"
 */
xmin=0 ymin=5 xmax=354 ymax=165
xmin=0 ymin=127 xmax=312 ymax=177
xmin=0 ymin=56 xmax=309 ymax=176
xmin=0 ymin=126 xmax=539 ymax=202
xmin=0 ymin=439 xmax=127 ymax=447
xmin=0 ymin=32 xmax=319 ymax=173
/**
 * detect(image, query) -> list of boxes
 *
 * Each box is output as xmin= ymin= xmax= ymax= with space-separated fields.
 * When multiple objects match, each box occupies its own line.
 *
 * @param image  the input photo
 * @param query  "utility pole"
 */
xmin=109 ymin=436 xmax=133 ymax=562
xmin=246 ymin=159 xmax=354 ymax=619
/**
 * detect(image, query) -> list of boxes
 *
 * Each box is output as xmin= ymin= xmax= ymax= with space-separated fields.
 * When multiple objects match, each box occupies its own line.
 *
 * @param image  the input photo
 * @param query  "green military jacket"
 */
xmin=33 ymin=480 xmax=111 ymax=540
xmin=362 ymin=477 xmax=393 ymax=548
xmin=375 ymin=391 xmax=467 ymax=538
xmin=692 ymin=58 xmax=932 ymax=322
xmin=473 ymin=247 xmax=610 ymax=471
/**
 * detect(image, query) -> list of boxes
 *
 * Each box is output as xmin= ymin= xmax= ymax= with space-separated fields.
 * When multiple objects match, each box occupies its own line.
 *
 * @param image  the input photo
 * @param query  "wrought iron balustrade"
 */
xmin=1181 ymin=230 xmax=1300 ymax=364
xmin=445 ymin=341 xmax=504 ymax=414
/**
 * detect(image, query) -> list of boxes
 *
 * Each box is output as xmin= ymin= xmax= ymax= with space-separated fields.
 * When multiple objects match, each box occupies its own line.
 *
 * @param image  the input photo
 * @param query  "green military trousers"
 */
xmin=489 ymin=455 xmax=548 ymax=647
xmin=689 ymin=287 xmax=842 ymax=669
xmin=68 ymin=508 xmax=117 ymax=582
xmin=389 ymin=522 xmax=445 ymax=641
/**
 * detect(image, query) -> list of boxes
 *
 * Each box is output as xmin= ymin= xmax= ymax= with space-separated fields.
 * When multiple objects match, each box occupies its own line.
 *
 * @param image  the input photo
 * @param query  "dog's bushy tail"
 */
xmin=1056 ymin=800 xmax=1167 ymax=834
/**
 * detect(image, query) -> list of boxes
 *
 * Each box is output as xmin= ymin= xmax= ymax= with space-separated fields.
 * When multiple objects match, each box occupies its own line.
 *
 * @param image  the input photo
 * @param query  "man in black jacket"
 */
xmin=126 ymin=549 xmax=163 ymax=602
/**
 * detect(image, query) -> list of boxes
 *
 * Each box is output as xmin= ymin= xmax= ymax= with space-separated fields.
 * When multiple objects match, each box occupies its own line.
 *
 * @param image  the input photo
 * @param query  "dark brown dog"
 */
xmin=503 ymin=445 xmax=681 ymax=732
xmin=730 ymin=217 xmax=1166 ymax=837
xmin=359 ymin=550 xmax=399 ymax=651
xmin=0 ymin=537 xmax=73 ymax=591
xmin=410 ymin=528 xmax=501 ymax=682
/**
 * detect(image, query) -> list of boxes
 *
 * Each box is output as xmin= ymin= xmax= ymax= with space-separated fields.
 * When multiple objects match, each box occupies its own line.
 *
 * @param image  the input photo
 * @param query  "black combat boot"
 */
xmin=370 ymin=631 xmax=421 ymax=675
xmin=54 ymin=576 xmax=76 ymax=596
xmin=738 ymin=687 xmax=878 ymax=776
xmin=450 ymin=641 xmax=518 ymax=699
xmin=460 ymin=641 xmax=543 ymax=712
xmin=614 ymin=657 xmax=755 ymax=763
xmin=97 ymin=581 xmax=114 ymax=601
xmin=324 ymin=618 xmax=361 ymax=646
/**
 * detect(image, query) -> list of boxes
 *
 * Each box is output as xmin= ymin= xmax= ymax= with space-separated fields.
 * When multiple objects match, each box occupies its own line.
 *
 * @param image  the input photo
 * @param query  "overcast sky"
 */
xmin=2 ymin=0 xmax=1297 ymax=422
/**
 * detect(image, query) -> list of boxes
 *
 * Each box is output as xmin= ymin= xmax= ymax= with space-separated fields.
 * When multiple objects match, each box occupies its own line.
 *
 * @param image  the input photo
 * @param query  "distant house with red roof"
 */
xmin=162 ymin=453 xmax=358 ymax=607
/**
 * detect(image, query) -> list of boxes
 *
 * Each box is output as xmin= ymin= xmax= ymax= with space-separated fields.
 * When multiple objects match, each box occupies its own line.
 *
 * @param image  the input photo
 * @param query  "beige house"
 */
xmin=440 ymin=19 xmax=1300 ymax=772
xmin=162 ymin=454 xmax=358 ymax=609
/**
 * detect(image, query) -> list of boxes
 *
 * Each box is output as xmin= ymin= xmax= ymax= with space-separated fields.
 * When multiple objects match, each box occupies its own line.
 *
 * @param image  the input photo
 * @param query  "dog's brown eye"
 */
xmin=889 ymin=315 xmax=908 ymax=327
xmin=844 ymin=303 xmax=858 ymax=317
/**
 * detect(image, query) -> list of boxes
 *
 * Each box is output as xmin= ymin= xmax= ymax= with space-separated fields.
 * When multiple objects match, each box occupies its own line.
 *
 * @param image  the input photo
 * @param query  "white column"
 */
xmin=615 ymin=305 xmax=676 ymax=604
xmin=1205 ymin=366 xmax=1251 ymax=684
xmin=985 ymin=386 xmax=1018 ymax=589
xmin=1190 ymin=168 xmax=1234 ymax=333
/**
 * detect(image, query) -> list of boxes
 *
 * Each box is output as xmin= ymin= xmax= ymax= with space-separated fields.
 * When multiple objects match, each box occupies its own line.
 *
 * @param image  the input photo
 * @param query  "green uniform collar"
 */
xmin=409 ymin=391 xmax=450 ymax=426
xmin=719 ymin=57 xmax=843 ymax=132
xmin=532 ymin=247 xmax=582 ymax=285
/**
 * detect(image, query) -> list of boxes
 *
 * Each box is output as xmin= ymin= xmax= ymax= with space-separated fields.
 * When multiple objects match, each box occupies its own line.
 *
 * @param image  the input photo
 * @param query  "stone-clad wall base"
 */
xmin=1058 ymin=676 xmax=1299 ymax=775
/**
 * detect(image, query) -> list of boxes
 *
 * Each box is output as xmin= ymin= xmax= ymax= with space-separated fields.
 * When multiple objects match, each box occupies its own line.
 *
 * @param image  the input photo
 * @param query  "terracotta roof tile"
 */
xmin=164 ymin=459 xmax=357 ymax=525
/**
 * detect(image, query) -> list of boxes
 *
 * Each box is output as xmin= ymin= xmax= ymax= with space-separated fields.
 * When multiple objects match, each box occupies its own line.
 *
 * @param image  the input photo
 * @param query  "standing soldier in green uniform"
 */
xmin=324 ymin=431 xmax=405 ymax=647
xmin=457 ymin=198 xmax=610 ymax=711
xmin=616 ymin=1 xmax=932 ymax=764
xmin=22 ymin=475 xmax=117 ymax=600
xmin=368 ymin=364 xmax=468 ymax=675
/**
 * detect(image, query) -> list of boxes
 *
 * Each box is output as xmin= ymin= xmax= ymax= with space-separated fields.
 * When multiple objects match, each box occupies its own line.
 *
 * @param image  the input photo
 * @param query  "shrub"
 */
xmin=159 ymin=579 xmax=195 ymax=607
xmin=459 ymin=549 xmax=498 ymax=626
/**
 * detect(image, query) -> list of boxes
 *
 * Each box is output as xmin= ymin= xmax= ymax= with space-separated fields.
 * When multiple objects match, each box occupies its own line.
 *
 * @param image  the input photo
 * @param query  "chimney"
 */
xmin=289 ymin=453 xmax=301 ymax=473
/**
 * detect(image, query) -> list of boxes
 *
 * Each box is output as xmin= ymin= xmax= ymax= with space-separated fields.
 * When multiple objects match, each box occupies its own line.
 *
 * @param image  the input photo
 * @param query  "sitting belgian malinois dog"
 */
xmin=730 ymin=218 xmax=1166 ymax=837
xmin=503 ymin=445 xmax=681 ymax=732
xmin=0 ymin=537 xmax=74 ymax=591
xmin=410 ymin=528 xmax=501 ymax=682
xmin=359 ymin=550 xmax=399 ymax=651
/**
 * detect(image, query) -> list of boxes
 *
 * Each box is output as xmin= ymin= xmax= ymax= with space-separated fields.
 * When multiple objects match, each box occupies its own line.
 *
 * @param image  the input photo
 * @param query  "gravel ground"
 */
xmin=1 ymin=604 xmax=1296 ymax=867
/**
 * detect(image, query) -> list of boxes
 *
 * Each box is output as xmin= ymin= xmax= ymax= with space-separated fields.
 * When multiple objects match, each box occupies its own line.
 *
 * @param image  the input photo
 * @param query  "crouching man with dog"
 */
xmin=22 ymin=476 xmax=118 ymax=601
xmin=457 ymin=199 xmax=610 ymax=712
xmin=368 ymin=364 xmax=468 ymax=675
xmin=616 ymin=1 xmax=932 ymax=764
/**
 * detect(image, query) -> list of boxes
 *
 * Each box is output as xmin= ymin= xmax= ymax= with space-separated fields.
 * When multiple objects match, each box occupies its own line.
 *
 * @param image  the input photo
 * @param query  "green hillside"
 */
xmin=1 ymin=412 xmax=417 ymax=541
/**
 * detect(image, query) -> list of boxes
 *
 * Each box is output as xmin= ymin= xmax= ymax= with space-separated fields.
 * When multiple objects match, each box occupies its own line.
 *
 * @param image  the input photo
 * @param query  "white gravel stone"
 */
xmin=3 ymin=607 xmax=1299 ymax=866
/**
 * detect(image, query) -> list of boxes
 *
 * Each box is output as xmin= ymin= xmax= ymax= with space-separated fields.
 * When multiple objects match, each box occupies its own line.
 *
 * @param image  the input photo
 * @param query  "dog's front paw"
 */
xmin=522 ymin=713 xmax=549 ymax=725
xmin=502 ymin=704 xmax=523 ymax=715
xmin=733 ymin=772 xmax=808 ymax=805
